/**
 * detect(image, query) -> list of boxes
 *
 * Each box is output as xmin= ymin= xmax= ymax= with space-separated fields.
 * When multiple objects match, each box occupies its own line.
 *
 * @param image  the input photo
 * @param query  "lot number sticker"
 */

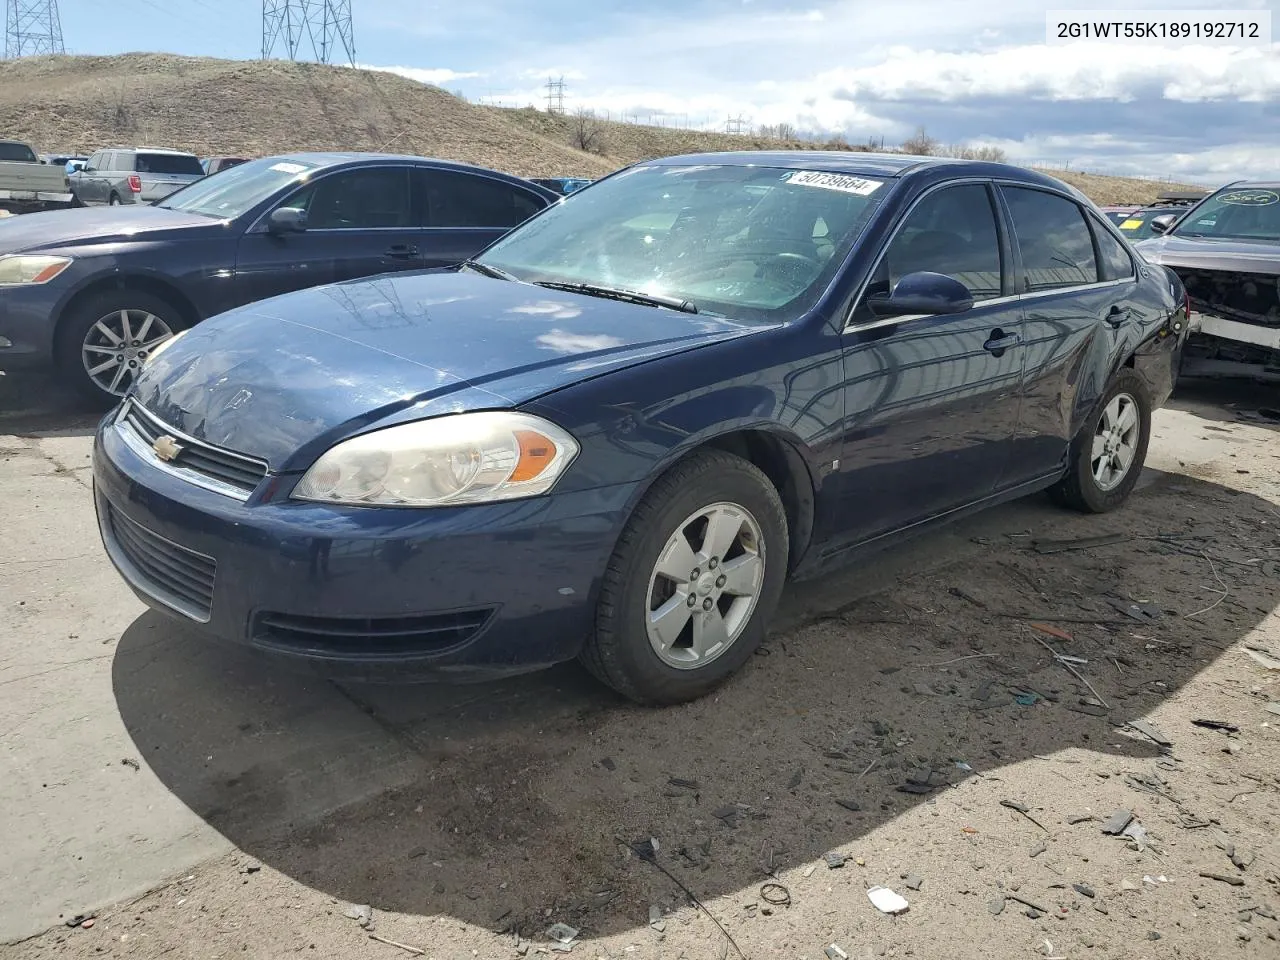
xmin=270 ymin=162 xmax=310 ymax=175
xmin=787 ymin=171 xmax=881 ymax=196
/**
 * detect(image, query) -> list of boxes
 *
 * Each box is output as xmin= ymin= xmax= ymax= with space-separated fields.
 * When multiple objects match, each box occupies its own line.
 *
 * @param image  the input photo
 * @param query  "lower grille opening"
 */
xmin=106 ymin=505 xmax=216 ymax=621
xmin=252 ymin=608 xmax=494 ymax=657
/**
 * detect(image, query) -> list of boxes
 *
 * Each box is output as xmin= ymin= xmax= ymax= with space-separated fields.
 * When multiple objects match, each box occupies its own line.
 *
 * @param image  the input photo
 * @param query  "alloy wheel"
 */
xmin=645 ymin=501 xmax=765 ymax=669
xmin=1091 ymin=392 xmax=1140 ymax=492
xmin=81 ymin=309 xmax=176 ymax=397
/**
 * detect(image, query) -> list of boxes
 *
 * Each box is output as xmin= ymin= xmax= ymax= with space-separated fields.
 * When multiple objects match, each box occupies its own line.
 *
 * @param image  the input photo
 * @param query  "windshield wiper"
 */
xmin=460 ymin=259 xmax=518 ymax=281
xmin=533 ymin=280 xmax=698 ymax=314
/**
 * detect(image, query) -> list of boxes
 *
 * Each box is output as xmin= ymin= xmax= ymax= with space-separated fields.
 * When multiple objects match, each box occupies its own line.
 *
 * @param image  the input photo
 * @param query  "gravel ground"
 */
xmin=3 ymin=379 xmax=1279 ymax=960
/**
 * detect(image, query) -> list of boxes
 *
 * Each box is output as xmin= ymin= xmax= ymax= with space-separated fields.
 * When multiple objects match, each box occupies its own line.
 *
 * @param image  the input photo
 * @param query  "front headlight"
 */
xmin=293 ymin=411 xmax=580 ymax=507
xmin=0 ymin=255 xmax=73 ymax=285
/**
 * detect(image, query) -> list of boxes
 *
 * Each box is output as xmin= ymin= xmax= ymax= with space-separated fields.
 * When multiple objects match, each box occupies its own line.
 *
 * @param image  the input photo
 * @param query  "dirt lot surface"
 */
xmin=0 ymin=53 xmax=1201 ymax=204
xmin=2 ymin=376 xmax=1279 ymax=960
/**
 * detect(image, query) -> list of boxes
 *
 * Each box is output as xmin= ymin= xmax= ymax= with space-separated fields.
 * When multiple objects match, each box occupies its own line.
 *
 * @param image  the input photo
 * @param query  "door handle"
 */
xmin=385 ymin=244 xmax=419 ymax=259
xmin=1106 ymin=305 xmax=1131 ymax=328
xmin=983 ymin=328 xmax=1021 ymax=356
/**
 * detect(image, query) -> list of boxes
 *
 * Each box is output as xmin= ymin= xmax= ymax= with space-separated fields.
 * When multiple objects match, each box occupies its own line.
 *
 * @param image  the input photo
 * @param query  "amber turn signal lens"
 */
xmin=510 ymin=430 xmax=557 ymax=482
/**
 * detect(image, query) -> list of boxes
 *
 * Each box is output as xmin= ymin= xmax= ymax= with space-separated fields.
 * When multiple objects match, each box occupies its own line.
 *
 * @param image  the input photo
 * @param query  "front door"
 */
xmin=233 ymin=165 xmax=425 ymax=307
xmin=834 ymin=181 xmax=1026 ymax=545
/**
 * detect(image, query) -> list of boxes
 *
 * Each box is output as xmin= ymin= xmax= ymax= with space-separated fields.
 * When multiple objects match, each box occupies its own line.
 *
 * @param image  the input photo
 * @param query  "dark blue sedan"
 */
xmin=91 ymin=152 xmax=1189 ymax=704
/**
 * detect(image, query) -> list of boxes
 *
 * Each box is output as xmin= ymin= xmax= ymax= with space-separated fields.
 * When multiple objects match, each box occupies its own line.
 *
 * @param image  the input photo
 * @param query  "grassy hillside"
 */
xmin=0 ymin=53 xmax=1200 ymax=204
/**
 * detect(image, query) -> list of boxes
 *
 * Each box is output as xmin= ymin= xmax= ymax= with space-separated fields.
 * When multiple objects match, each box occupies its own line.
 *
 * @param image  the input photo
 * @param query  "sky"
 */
xmin=52 ymin=0 xmax=1280 ymax=185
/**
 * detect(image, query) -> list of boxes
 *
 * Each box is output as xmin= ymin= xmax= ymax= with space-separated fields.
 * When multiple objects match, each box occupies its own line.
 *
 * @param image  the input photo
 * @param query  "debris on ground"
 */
xmin=835 ymin=798 xmax=862 ymax=812
xmin=1199 ymin=871 xmax=1245 ymax=887
xmin=1001 ymin=799 xmax=1049 ymax=832
xmin=988 ymin=898 xmax=1006 ymax=916
xmin=1066 ymin=813 xmax=1094 ymax=825
xmin=903 ymin=874 xmax=923 ymax=891
xmin=1072 ymin=883 xmax=1096 ymax=899
xmin=1192 ymin=719 xmax=1239 ymax=733
xmin=64 ymin=913 xmax=95 ymax=928
xmin=546 ymin=923 xmax=580 ymax=943
xmin=368 ymin=933 xmax=424 ymax=956
xmin=824 ymin=852 xmax=847 ymax=869
xmin=867 ymin=886 xmax=909 ymax=915
xmin=598 ymin=757 xmax=616 ymax=771
xmin=1242 ymin=645 xmax=1280 ymax=670
xmin=1029 ymin=841 xmax=1048 ymax=858
xmin=824 ymin=945 xmax=849 ymax=960
xmin=1108 ymin=598 xmax=1162 ymax=622
xmin=120 ymin=758 xmax=140 ymax=772
xmin=343 ymin=904 xmax=373 ymax=928
xmin=648 ymin=904 xmax=665 ymax=932
xmin=1032 ymin=533 xmax=1127 ymax=554
xmin=1126 ymin=719 xmax=1172 ymax=747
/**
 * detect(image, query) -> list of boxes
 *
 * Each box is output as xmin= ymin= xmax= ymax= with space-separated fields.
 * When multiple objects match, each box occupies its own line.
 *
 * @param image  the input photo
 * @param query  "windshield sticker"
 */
xmin=1119 ymin=218 xmax=1143 ymax=230
xmin=1218 ymin=189 xmax=1278 ymax=206
xmin=787 ymin=170 xmax=881 ymax=196
xmin=269 ymin=162 xmax=309 ymax=175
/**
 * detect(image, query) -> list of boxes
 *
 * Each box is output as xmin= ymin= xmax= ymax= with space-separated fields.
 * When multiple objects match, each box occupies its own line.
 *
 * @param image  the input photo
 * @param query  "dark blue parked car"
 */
xmin=0 ymin=153 xmax=557 ymax=401
xmin=91 ymin=152 xmax=1189 ymax=704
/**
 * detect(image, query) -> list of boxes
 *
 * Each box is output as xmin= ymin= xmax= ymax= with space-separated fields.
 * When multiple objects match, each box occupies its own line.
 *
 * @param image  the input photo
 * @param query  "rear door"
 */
xmin=79 ymin=151 xmax=109 ymax=204
xmin=834 ymin=181 xmax=1026 ymax=545
xmin=417 ymin=167 xmax=549 ymax=267
xmin=997 ymin=185 xmax=1141 ymax=483
xmin=233 ymin=164 xmax=423 ymax=307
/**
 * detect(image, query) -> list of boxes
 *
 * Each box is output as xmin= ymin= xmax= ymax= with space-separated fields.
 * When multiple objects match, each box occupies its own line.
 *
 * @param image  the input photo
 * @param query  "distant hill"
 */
xmin=0 ymin=53 xmax=1202 ymax=204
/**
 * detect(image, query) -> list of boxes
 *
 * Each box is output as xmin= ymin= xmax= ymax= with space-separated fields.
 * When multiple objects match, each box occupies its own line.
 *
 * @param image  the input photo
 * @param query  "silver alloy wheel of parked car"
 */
xmin=81 ymin=309 xmax=176 ymax=397
xmin=1090 ymin=392 xmax=1140 ymax=492
xmin=645 ymin=501 xmax=765 ymax=669
xmin=109 ymin=195 xmax=121 ymax=205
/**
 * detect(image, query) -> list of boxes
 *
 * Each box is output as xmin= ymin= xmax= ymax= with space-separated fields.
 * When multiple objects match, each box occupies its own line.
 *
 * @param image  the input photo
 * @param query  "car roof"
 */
xmin=1217 ymin=180 xmax=1280 ymax=190
xmin=261 ymin=152 xmax=557 ymax=189
xmin=642 ymin=151 xmax=1077 ymax=190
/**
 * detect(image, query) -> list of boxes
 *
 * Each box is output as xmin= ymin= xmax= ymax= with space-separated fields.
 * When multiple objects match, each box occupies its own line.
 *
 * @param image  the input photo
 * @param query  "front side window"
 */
xmin=861 ymin=183 xmax=1004 ymax=311
xmin=1003 ymin=187 xmax=1098 ymax=291
xmin=1171 ymin=186 xmax=1280 ymax=241
xmin=1093 ymin=219 xmax=1135 ymax=281
xmin=282 ymin=168 xmax=413 ymax=229
xmin=0 ymin=142 xmax=37 ymax=162
xmin=475 ymin=163 xmax=888 ymax=322
xmin=423 ymin=169 xmax=544 ymax=229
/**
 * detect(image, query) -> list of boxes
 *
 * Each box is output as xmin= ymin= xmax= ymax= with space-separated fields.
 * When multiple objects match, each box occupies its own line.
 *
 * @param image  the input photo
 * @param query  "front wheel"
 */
xmin=581 ymin=449 xmax=788 ymax=705
xmin=56 ymin=289 xmax=186 ymax=405
xmin=1048 ymin=369 xmax=1152 ymax=513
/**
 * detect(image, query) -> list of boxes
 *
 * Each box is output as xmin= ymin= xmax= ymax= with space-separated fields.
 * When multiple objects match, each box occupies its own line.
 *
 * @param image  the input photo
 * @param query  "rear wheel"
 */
xmin=1048 ymin=369 xmax=1151 ymax=513
xmin=56 ymin=289 xmax=185 ymax=405
xmin=108 ymin=193 xmax=121 ymax=206
xmin=581 ymin=449 xmax=788 ymax=705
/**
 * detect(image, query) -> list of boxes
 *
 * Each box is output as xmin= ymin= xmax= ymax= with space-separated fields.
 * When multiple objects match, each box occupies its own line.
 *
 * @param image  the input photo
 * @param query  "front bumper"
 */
xmin=0 ymin=280 xmax=64 ymax=369
xmin=92 ymin=412 xmax=636 ymax=680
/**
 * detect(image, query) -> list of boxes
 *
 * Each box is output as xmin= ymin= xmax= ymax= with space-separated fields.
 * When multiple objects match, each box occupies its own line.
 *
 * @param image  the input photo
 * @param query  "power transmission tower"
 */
xmin=544 ymin=76 xmax=566 ymax=114
xmin=4 ymin=0 xmax=64 ymax=58
xmin=262 ymin=0 xmax=354 ymax=65
xmin=725 ymin=115 xmax=748 ymax=135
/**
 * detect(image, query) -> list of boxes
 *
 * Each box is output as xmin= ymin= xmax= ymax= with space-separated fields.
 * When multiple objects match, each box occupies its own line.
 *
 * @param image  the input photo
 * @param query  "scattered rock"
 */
xmin=64 ymin=914 xmax=95 ymax=928
xmin=903 ymin=874 xmax=923 ymax=891
xmin=1101 ymin=809 xmax=1135 ymax=835
xmin=546 ymin=923 xmax=579 ymax=944
xmin=988 ymin=898 xmax=1006 ymax=916
xmin=599 ymin=757 xmax=616 ymax=771
xmin=824 ymin=946 xmax=850 ymax=960
xmin=1125 ymin=719 xmax=1172 ymax=747
xmin=1192 ymin=719 xmax=1239 ymax=733
xmin=835 ymin=799 xmax=863 ymax=813
xmin=1073 ymin=883 xmax=1096 ymax=899
xmin=1030 ymin=842 xmax=1048 ymax=858
xmin=824 ymin=852 xmax=847 ymax=869
xmin=1066 ymin=813 xmax=1093 ymax=825
xmin=1199 ymin=871 xmax=1245 ymax=886
xmin=1147 ymin=932 xmax=1162 ymax=941
xmin=344 ymin=904 xmax=373 ymax=928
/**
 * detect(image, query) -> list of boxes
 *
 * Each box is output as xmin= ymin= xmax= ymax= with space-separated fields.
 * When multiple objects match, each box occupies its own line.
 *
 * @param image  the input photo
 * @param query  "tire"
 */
xmin=56 ymin=288 xmax=187 ymax=405
xmin=1048 ymin=369 xmax=1152 ymax=513
xmin=108 ymin=194 xmax=121 ymax=206
xmin=581 ymin=449 xmax=788 ymax=705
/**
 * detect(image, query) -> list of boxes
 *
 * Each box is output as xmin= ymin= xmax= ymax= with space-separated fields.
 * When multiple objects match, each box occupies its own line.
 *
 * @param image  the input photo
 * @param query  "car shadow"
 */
xmin=110 ymin=468 xmax=1279 ymax=941
xmin=1168 ymin=377 xmax=1280 ymax=432
xmin=0 ymin=371 xmax=103 ymax=438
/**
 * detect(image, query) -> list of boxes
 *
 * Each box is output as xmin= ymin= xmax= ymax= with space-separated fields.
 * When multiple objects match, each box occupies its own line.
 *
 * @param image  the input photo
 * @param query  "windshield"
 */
xmin=157 ymin=156 xmax=320 ymax=218
xmin=1172 ymin=187 xmax=1280 ymax=241
xmin=476 ymin=163 xmax=888 ymax=322
xmin=136 ymin=152 xmax=205 ymax=176
xmin=1117 ymin=207 xmax=1185 ymax=240
xmin=0 ymin=142 xmax=38 ymax=163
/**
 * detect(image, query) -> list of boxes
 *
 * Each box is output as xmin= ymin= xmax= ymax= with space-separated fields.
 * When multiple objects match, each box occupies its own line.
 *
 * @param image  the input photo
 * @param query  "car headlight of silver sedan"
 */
xmin=0 ymin=255 xmax=73 ymax=285
xmin=293 ymin=411 xmax=580 ymax=507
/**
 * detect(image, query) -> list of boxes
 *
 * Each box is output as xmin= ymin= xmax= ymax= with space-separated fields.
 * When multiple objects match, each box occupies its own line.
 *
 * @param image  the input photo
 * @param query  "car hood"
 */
xmin=132 ymin=271 xmax=768 ymax=471
xmin=0 ymin=204 xmax=221 ymax=253
xmin=1135 ymin=234 xmax=1280 ymax=276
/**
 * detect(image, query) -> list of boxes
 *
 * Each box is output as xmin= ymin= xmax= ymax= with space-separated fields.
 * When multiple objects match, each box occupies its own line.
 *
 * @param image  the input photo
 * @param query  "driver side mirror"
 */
xmin=268 ymin=207 xmax=308 ymax=234
xmin=1148 ymin=214 xmax=1176 ymax=235
xmin=867 ymin=271 xmax=974 ymax=319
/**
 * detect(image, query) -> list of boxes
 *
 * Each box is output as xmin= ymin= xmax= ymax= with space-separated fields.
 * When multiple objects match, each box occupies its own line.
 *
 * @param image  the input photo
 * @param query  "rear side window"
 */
xmin=1092 ymin=219 xmax=1135 ymax=281
xmin=105 ymin=152 xmax=126 ymax=171
xmin=872 ymin=182 xmax=1005 ymax=302
xmin=1003 ymin=187 xmax=1098 ymax=291
xmin=135 ymin=153 xmax=205 ymax=176
xmin=422 ymin=169 xmax=545 ymax=229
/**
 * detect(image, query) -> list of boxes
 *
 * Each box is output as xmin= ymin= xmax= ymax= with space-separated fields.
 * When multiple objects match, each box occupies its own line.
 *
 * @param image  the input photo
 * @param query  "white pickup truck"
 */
xmin=0 ymin=139 xmax=75 ymax=215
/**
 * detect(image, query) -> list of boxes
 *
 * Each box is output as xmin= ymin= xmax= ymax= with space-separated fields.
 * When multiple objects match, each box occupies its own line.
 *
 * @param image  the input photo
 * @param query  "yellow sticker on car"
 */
xmin=1119 ymin=219 xmax=1143 ymax=230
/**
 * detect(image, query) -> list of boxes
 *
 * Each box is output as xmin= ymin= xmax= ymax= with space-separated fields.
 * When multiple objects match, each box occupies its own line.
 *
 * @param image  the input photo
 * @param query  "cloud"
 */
xmin=521 ymin=67 xmax=588 ymax=81
xmin=360 ymin=64 xmax=484 ymax=86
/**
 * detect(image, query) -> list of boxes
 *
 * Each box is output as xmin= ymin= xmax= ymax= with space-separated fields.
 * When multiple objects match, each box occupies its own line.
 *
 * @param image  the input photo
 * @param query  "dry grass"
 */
xmin=0 ymin=53 xmax=1202 ymax=204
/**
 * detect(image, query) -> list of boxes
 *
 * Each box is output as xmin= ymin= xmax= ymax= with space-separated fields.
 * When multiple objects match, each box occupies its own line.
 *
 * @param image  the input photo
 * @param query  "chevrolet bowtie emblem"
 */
xmin=152 ymin=435 xmax=183 ymax=462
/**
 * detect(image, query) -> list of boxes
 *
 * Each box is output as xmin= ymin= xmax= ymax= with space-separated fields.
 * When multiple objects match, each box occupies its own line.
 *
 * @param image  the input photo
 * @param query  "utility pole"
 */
xmin=262 ymin=0 xmax=354 ymax=65
xmin=725 ymin=115 xmax=748 ymax=135
xmin=544 ymin=76 xmax=566 ymax=114
xmin=5 ymin=0 xmax=64 ymax=58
